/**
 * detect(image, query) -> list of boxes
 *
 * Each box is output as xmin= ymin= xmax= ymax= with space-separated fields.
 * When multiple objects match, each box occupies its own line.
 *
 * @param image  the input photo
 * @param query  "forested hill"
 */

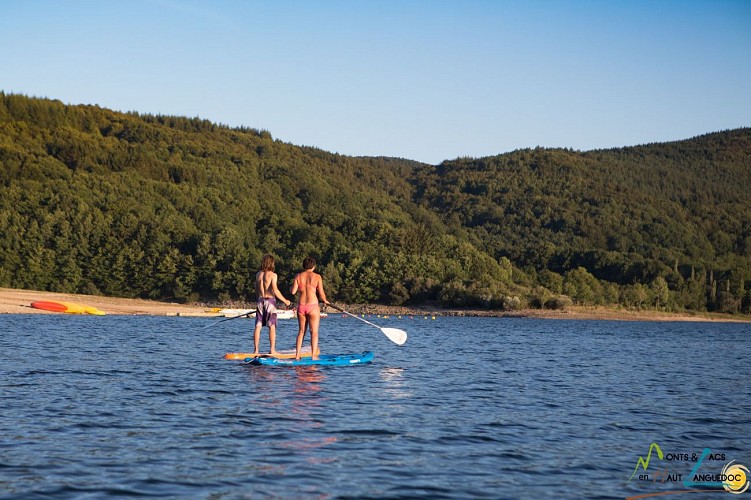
xmin=1 ymin=93 xmax=749 ymax=313
xmin=410 ymin=129 xmax=751 ymax=312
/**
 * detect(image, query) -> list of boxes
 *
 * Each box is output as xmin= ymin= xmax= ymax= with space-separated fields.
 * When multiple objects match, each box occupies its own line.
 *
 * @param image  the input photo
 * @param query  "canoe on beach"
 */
xmin=30 ymin=300 xmax=106 ymax=316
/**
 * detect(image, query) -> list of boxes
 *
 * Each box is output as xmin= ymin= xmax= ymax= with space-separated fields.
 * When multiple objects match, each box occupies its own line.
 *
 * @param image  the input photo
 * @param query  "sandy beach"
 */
xmin=1 ymin=287 xmax=749 ymax=323
xmin=0 ymin=287 xmax=217 ymax=317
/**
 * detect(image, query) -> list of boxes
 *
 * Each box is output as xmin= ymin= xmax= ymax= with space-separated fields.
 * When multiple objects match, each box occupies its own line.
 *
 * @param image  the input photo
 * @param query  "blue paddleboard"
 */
xmin=246 ymin=351 xmax=374 ymax=366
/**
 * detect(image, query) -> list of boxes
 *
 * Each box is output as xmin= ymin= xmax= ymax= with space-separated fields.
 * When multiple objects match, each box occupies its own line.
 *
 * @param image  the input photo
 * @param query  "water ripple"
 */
xmin=1 ymin=315 xmax=750 ymax=498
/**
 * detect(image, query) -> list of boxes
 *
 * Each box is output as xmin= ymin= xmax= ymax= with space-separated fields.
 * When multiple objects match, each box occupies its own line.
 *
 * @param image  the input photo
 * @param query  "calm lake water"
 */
xmin=1 ymin=313 xmax=749 ymax=499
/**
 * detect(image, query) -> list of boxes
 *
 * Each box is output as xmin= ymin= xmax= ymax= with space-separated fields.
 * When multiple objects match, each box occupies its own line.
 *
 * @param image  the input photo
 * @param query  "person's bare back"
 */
xmin=256 ymin=270 xmax=278 ymax=299
xmin=293 ymin=270 xmax=323 ymax=305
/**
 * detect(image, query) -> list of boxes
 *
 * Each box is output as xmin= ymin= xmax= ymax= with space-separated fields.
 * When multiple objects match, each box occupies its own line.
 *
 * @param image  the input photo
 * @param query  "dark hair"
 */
xmin=261 ymin=254 xmax=275 ymax=271
xmin=302 ymin=256 xmax=316 ymax=270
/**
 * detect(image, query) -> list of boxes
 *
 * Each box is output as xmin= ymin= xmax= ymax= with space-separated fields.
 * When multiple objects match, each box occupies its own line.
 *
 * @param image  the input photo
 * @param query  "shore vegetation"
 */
xmin=1 ymin=93 xmax=750 ymax=316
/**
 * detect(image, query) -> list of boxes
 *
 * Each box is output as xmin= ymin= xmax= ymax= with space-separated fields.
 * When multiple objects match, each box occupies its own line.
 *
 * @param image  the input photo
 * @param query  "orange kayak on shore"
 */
xmin=31 ymin=300 xmax=106 ymax=316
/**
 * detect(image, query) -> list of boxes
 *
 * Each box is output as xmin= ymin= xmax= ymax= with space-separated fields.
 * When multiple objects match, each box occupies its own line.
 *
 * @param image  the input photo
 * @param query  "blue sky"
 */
xmin=2 ymin=0 xmax=749 ymax=164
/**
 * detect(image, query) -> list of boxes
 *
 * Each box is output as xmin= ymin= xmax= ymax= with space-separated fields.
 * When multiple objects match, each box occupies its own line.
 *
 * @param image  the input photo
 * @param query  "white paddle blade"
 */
xmin=382 ymin=327 xmax=407 ymax=345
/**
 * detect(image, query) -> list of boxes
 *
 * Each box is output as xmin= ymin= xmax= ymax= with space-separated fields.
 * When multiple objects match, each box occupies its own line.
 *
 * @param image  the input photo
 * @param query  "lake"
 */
xmin=1 ymin=314 xmax=749 ymax=499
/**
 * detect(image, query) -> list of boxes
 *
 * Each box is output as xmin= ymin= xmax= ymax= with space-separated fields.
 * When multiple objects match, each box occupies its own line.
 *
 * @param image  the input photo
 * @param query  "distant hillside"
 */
xmin=410 ymin=129 xmax=751 ymax=311
xmin=1 ymin=93 xmax=749 ymax=313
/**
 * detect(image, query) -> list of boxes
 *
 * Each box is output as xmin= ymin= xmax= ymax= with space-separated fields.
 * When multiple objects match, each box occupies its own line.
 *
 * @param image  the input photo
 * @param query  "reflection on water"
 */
xmin=379 ymin=366 xmax=412 ymax=399
xmin=241 ymin=363 xmax=338 ymax=488
xmin=293 ymin=366 xmax=325 ymax=394
xmin=243 ymin=363 xmax=327 ymax=415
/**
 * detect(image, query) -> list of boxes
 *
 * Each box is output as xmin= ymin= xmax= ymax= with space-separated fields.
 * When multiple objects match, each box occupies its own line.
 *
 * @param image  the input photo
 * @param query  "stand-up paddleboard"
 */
xmin=31 ymin=300 xmax=106 ymax=315
xmin=224 ymin=347 xmax=319 ymax=360
xmin=247 ymin=351 xmax=374 ymax=367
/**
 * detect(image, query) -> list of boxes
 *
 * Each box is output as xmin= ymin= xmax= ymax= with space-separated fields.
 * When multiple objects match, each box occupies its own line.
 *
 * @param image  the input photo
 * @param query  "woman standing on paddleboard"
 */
xmin=291 ymin=256 xmax=329 ymax=360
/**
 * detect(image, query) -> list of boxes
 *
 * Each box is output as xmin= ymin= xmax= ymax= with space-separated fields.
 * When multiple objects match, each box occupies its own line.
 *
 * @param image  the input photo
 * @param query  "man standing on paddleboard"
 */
xmin=253 ymin=254 xmax=291 ymax=356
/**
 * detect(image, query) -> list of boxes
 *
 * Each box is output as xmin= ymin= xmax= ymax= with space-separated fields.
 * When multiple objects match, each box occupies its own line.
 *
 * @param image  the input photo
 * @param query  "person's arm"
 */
xmin=290 ymin=274 xmax=299 ymax=296
xmin=317 ymin=275 xmax=329 ymax=305
xmin=271 ymin=274 xmax=290 ymax=306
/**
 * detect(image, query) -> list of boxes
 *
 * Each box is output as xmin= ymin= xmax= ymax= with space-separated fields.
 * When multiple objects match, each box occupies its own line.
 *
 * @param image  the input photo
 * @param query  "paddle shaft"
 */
xmin=328 ymin=304 xmax=382 ymax=329
xmin=205 ymin=310 xmax=254 ymax=328
xmin=324 ymin=303 xmax=407 ymax=345
xmin=221 ymin=302 xmax=294 ymax=322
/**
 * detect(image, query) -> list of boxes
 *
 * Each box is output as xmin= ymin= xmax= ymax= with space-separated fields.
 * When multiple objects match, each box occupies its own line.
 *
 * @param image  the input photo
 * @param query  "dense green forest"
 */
xmin=1 ymin=93 xmax=749 ymax=313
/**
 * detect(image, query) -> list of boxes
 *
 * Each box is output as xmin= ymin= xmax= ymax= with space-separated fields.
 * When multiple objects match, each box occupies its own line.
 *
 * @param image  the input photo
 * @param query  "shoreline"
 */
xmin=1 ymin=287 xmax=749 ymax=323
xmin=341 ymin=303 xmax=751 ymax=323
xmin=0 ymin=287 xmax=216 ymax=317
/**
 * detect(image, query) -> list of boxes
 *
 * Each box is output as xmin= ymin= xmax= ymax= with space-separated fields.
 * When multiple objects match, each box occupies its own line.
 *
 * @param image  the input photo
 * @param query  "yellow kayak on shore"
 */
xmin=31 ymin=300 xmax=106 ymax=315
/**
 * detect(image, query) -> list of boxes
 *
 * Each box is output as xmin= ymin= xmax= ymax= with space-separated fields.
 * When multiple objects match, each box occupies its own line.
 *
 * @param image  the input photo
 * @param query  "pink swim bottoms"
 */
xmin=297 ymin=303 xmax=320 ymax=316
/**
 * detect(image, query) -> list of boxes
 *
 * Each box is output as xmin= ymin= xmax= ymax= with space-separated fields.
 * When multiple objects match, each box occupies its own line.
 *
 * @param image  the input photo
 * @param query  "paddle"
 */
xmin=204 ymin=310 xmax=255 ymax=329
xmin=328 ymin=304 xmax=407 ymax=345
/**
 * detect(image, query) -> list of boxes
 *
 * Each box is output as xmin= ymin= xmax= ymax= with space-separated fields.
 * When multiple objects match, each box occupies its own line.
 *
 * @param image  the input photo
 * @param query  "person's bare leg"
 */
xmin=253 ymin=322 xmax=262 ymax=354
xmin=295 ymin=315 xmax=307 ymax=360
xmin=309 ymin=311 xmax=320 ymax=360
xmin=269 ymin=324 xmax=278 ymax=355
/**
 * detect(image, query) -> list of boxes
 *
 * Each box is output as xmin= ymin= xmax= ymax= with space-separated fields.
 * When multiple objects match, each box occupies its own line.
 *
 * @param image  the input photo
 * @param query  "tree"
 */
xmin=623 ymin=283 xmax=649 ymax=309
xmin=650 ymin=276 xmax=670 ymax=309
xmin=564 ymin=267 xmax=602 ymax=305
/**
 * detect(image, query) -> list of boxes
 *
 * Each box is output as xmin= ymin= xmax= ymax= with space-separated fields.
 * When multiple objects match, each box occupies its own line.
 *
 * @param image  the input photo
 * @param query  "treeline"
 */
xmin=409 ymin=132 xmax=751 ymax=313
xmin=0 ymin=93 xmax=749 ymax=314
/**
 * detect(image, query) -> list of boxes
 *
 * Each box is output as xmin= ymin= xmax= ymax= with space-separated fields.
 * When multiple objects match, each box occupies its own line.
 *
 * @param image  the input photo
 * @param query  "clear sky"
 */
xmin=2 ymin=0 xmax=749 ymax=164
